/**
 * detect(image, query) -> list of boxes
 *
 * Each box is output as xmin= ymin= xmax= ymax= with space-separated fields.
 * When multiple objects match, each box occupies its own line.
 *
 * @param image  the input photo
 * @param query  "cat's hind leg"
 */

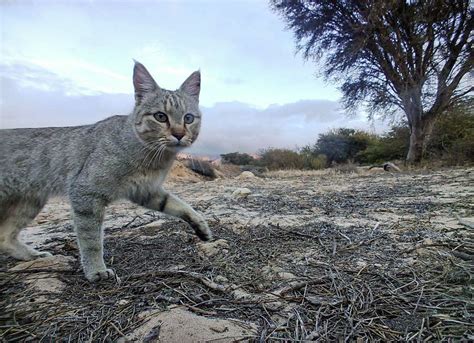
xmin=0 ymin=198 xmax=51 ymax=260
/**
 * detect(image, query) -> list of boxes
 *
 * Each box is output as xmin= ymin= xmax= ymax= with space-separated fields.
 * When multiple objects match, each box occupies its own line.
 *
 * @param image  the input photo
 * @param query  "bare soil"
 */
xmin=1 ymin=167 xmax=473 ymax=342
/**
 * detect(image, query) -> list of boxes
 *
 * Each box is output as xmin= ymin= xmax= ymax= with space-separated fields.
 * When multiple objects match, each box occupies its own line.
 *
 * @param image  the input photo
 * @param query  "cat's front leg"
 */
xmin=130 ymin=188 xmax=213 ymax=241
xmin=70 ymin=196 xmax=115 ymax=282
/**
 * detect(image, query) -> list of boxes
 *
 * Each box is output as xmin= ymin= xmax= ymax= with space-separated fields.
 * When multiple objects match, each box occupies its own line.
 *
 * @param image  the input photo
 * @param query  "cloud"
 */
xmin=1 ymin=55 xmax=130 ymax=95
xmin=0 ymin=63 xmax=387 ymax=157
xmin=219 ymin=77 xmax=245 ymax=85
xmin=189 ymin=100 xmax=387 ymax=156
xmin=0 ymin=63 xmax=133 ymax=128
xmin=0 ymin=62 xmax=92 ymax=95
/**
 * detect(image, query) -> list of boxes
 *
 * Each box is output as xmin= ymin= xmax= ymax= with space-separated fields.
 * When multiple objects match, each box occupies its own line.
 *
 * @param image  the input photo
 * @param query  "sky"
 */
xmin=0 ymin=0 xmax=388 ymax=156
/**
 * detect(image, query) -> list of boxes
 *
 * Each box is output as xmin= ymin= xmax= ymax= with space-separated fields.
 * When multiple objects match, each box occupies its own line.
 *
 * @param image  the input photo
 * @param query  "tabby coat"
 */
xmin=0 ymin=62 xmax=212 ymax=281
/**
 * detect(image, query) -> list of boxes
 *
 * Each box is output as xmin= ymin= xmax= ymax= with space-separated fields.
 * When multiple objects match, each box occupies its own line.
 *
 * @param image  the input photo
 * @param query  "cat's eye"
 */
xmin=184 ymin=113 xmax=195 ymax=124
xmin=153 ymin=112 xmax=168 ymax=123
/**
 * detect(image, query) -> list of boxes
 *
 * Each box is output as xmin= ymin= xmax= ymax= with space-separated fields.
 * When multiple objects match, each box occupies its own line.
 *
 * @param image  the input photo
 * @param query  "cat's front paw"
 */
xmin=195 ymin=221 xmax=213 ymax=241
xmin=86 ymin=268 xmax=116 ymax=282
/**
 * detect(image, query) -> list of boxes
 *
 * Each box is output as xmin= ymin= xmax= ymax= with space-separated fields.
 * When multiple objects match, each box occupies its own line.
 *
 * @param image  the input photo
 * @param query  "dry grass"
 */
xmin=264 ymin=168 xmax=335 ymax=178
xmin=1 ymin=168 xmax=473 ymax=342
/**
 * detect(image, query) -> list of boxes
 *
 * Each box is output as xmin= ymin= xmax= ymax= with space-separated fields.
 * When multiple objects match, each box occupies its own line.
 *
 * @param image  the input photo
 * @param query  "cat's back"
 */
xmin=0 ymin=116 xmax=128 ymax=195
xmin=1 ymin=125 xmax=85 ymax=169
xmin=1 ymin=116 xmax=127 ymax=166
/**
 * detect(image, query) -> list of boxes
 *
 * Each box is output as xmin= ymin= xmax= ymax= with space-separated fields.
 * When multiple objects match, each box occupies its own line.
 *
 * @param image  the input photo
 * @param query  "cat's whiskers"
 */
xmin=145 ymin=145 xmax=161 ymax=170
xmin=138 ymin=141 xmax=162 ymax=170
xmin=144 ymin=139 xmax=168 ymax=170
xmin=155 ymin=144 xmax=167 ymax=164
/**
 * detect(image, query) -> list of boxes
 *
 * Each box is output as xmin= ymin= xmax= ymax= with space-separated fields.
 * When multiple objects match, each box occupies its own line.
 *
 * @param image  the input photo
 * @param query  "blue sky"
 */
xmin=0 ymin=0 xmax=387 ymax=155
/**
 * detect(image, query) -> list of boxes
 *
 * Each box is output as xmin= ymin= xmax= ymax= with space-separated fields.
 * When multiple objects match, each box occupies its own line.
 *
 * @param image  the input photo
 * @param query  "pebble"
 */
xmin=231 ymin=188 xmax=252 ymax=199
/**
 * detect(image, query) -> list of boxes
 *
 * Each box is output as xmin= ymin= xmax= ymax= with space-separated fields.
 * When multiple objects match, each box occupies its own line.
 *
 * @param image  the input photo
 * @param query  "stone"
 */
xmin=197 ymin=239 xmax=230 ymax=258
xmin=9 ymin=255 xmax=75 ymax=295
xmin=237 ymin=171 xmax=256 ymax=179
xmin=124 ymin=307 xmax=257 ymax=342
xmin=231 ymin=188 xmax=252 ymax=199
xmin=10 ymin=254 xmax=75 ymax=272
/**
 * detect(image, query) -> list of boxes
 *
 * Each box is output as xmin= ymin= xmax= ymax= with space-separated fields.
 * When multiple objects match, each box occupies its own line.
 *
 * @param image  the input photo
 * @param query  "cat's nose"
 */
xmin=172 ymin=132 xmax=185 ymax=141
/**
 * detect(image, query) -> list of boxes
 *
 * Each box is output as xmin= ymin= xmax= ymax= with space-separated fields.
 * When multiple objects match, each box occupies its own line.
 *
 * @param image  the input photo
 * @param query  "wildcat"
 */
xmin=0 ymin=61 xmax=213 ymax=281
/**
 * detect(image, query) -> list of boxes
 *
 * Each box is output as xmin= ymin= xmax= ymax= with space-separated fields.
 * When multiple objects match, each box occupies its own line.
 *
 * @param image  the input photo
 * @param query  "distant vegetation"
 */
xmin=271 ymin=0 xmax=473 ymax=164
xmin=220 ymin=104 xmax=473 ymax=170
xmin=220 ymin=152 xmax=255 ymax=166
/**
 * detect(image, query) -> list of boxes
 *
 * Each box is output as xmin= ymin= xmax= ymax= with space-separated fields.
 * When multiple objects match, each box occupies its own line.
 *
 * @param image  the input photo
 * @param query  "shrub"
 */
xmin=356 ymin=125 xmax=410 ymax=164
xmin=307 ymin=154 xmax=327 ymax=170
xmin=259 ymin=148 xmax=305 ymax=170
xmin=312 ymin=128 xmax=374 ymax=165
xmin=220 ymin=152 xmax=255 ymax=165
xmin=426 ymin=101 xmax=474 ymax=164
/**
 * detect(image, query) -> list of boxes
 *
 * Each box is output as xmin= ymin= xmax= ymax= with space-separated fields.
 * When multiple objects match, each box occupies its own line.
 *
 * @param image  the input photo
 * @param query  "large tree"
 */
xmin=272 ymin=0 xmax=473 ymax=163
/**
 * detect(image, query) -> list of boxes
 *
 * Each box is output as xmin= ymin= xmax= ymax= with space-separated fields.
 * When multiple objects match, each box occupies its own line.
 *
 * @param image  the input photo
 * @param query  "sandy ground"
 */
xmin=1 ymin=166 xmax=473 ymax=341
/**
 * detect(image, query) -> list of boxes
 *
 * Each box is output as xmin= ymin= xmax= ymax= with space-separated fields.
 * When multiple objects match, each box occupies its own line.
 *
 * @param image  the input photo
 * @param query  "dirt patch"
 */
xmin=0 ymin=167 xmax=473 ymax=341
xmin=124 ymin=306 xmax=256 ymax=342
xmin=167 ymin=161 xmax=204 ymax=182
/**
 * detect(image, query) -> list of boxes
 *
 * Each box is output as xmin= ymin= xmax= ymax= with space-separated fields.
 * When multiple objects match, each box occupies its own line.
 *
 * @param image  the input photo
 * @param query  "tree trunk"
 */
xmin=406 ymin=116 xmax=436 ymax=164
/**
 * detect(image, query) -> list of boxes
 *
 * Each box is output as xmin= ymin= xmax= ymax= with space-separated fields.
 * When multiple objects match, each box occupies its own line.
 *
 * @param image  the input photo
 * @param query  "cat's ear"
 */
xmin=179 ymin=70 xmax=200 ymax=101
xmin=133 ymin=60 xmax=159 ymax=104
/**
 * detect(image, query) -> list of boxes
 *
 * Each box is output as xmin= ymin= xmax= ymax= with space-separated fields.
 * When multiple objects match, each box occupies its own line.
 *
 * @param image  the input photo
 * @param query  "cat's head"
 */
xmin=131 ymin=61 xmax=202 ymax=151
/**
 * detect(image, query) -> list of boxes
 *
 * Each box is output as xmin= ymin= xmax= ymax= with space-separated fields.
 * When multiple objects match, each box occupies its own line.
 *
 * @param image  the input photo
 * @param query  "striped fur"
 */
xmin=0 ymin=62 xmax=212 ymax=282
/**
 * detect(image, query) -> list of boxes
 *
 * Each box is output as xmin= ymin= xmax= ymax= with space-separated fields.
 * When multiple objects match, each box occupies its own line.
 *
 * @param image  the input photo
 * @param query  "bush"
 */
xmin=426 ymin=101 xmax=474 ymax=164
xmin=259 ymin=148 xmax=305 ymax=170
xmin=356 ymin=125 xmax=410 ymax=164
xmin=312 ymin=128 xmax=374 ymax=166
xmin=220 ymin=152 xmax=255 ymax=165
xmin=307 ymin=154 xmax=327 ymax=170
xmin=222 ymin=103 xmax=473 ymax=172
xmin=240 ymin=165 xmax=267 ymax=176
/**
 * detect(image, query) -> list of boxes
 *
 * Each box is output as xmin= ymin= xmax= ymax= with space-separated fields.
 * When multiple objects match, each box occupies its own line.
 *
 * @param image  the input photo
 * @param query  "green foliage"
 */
xmin=259 ymin=148 xmax=305 ymax=170
xmin=308 ymin=154 xmax=328 ymax=170
xmin=426 ymin=102 xmax=474 ymax=164
xmin=272 ymin=0 xmax=472 ymax=163
xmin=356 ymin=125 xmax=410 ymax=164
xmin=311 ymin=128 xmax=374 ymax=165
xmin=299 ymin=146 xmax=327 ymax=170
xmin=220 ymin=152 xmax=255 ymax=165
xmin=228 ymin=104 xmax=473 ymax=171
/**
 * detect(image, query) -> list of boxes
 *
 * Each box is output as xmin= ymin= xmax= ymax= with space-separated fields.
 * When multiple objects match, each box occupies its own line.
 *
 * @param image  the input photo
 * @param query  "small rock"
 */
xmin=170 ymin=264 xmax=186 ymax=271
xmin=423 ymin=238 xmax=434 ymax=245
xmin=215 ymin=275 xmax=229 ymax=283
xmin=26 ymin=276 xmax=66 ymax=294
xmin=197 ymin=239 xmax=230 ymax=258
xmin=277 ymin=272 xmax=297 ymax=280
xmin=306 ymin=295 xmax=343 ymax=306
xmin=265 ymin=301 xmax=284 ymax=311
xmin=355 ymin=260 xmax=368 ymax=269
xmin=237 ymin=171 xmax=256 ymax=179
xmin=124 ymin=307 xmax=257 ymax=342
xmin=231 ymin=188 xmax=252 ymax=199
xmin=10 ymin=255 xmax=75 ymax=272
xmin=263 ymin=265 xmax=296 ymax=281
xmin=9 ymin=255 xmax=75 ymax=295
xmin=232 ymin=289 xmax=253 ymax=301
